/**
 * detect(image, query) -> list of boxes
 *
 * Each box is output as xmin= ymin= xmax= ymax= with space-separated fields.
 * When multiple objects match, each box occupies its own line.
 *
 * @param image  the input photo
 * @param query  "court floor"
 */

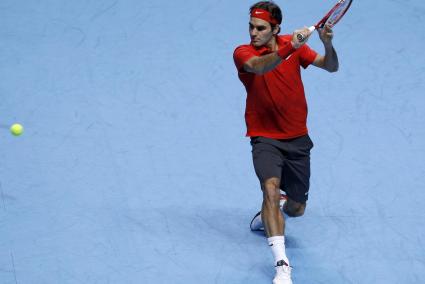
xmin=1 ymin=0 xmax=424 ymax=283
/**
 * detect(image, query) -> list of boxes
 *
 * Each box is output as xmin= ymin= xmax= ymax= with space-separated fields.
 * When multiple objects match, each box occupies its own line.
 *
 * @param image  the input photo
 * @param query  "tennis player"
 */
xmin=233 ymin=1 xmax=339 ymax=283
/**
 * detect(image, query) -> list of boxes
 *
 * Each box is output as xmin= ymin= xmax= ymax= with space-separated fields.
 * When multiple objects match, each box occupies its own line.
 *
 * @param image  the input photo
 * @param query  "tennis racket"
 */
xmin=297 ymin=0 xmax=353 ymax=42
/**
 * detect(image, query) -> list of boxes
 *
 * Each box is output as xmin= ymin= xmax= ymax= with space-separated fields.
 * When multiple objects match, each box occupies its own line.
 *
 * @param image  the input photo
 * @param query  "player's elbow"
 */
xmin=244 ymin=62 xmax=265 ymax=75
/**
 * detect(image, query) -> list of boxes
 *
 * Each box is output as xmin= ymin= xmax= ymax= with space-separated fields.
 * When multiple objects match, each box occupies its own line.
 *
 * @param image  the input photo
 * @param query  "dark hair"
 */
xmin=249 ymin=1 xmax=282 ymax=33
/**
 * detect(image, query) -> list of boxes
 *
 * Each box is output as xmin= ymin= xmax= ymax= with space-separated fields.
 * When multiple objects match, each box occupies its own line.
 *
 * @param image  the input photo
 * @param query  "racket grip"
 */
xmin=297 ymin=26 xmax=316 ymax=42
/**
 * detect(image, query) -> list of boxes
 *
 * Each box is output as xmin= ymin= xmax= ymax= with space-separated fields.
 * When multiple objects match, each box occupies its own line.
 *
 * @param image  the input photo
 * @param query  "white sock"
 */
xmin=267 ymin=236 xmax=289 ymax=266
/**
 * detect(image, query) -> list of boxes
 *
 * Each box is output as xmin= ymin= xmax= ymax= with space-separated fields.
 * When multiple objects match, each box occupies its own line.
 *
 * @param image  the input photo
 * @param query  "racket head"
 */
xmin=315 ymin=0 xmax=353 ymax=29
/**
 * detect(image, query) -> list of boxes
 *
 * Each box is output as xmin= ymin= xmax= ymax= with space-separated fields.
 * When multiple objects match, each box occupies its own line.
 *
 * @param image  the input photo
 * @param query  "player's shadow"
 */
xmin=282 ymin=235 xmax=301 ymax=248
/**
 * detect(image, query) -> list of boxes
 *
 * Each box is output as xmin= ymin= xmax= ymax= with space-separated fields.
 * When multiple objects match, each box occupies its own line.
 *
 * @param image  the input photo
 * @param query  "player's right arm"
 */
xmin=238 ymin=28 xmax=311 ymax=75
xmin=243 ymin=52 xmax=284 ymax=75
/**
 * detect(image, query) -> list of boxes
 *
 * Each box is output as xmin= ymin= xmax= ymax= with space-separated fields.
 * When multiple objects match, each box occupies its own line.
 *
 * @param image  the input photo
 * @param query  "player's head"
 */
xmin=249 ymin=1 xmax=283 ymax=47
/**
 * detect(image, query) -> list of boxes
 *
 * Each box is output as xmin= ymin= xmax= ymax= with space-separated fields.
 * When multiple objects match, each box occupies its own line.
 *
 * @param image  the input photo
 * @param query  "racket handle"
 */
xmin=297 ymin=26 xmax=316 ymax=42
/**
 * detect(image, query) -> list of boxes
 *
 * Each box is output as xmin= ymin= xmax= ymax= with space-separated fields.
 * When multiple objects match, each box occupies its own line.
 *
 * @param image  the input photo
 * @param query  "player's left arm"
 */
xmin=311 ymin=25 xmax=339 ymax=72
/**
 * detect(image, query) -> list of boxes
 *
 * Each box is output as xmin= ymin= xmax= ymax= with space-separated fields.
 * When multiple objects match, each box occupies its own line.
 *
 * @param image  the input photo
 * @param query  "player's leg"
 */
xmin=250 ymin=136 xmax=283 ymax=231
xmin=283 ymin=198 xmax=306 ymax=217
xmin=250 ymin=137 xmax=292 ymax=283
xmin=250 ymin=189 xmax=287 ymax=231
xmin=282 ymin=134 xmax=314 ymax=217
xmin=261 ymin=177 xmax=292 ymax=284
xmin=261 ymin=177 xmax=285 ymax=237
xmin=265 ymin=134 xmax=312 ymax=284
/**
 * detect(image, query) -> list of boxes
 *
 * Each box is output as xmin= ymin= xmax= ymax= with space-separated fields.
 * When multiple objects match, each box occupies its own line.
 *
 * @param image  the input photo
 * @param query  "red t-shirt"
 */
xmin=233 ymin=35 xmax=318 ymax=139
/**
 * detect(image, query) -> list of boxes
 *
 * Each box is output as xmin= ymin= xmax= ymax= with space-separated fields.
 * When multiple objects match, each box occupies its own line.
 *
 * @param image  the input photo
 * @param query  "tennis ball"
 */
xmin=10 ymin=123 xmax=24 ymax=136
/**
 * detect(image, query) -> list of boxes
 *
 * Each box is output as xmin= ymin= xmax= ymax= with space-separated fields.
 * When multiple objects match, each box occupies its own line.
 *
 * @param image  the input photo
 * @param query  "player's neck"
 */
xmin=265 ymin=36 xmax=278 ymax=51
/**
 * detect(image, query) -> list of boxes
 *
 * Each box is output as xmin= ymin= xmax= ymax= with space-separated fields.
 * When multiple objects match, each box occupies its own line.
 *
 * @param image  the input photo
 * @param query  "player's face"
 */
xmin=249 ymin=17 xmax=274 ymax=47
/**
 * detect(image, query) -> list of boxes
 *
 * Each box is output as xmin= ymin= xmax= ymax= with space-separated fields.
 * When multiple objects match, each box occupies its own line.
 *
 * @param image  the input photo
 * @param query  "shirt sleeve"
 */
xmin=299 ymin=44 xmax=318 ymax=69
xmin=233 ymin=45 xmax=256 ymax=72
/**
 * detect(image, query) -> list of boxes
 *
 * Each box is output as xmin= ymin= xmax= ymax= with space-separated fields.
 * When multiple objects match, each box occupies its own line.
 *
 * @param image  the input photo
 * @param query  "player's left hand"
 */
xmin=318 ymin=24 xmax=334 ymax=45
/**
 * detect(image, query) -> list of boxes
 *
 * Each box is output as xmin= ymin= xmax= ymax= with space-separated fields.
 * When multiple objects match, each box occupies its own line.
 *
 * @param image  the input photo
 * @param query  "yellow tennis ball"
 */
xmin=10 ymin=123 xmax=24 ymax=136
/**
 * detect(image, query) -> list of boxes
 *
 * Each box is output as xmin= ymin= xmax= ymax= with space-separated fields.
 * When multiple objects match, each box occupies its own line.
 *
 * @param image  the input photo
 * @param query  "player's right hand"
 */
xmin=291 ymin=27 xmax=312 ymax=48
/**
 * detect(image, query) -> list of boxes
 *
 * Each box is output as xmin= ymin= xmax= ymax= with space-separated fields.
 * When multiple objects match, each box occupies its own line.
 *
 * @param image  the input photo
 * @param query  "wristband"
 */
xmin=277 ymin=42 xmax=296 ymax=59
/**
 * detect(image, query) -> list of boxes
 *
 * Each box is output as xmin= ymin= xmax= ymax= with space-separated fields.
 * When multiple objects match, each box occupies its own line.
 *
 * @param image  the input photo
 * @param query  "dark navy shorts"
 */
xmin=250 ymin=134 xmax=314 ymax=204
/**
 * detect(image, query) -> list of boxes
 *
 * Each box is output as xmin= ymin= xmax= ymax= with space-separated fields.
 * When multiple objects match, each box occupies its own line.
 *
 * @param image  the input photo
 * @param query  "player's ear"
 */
xmin=272 ymin=24 xmax=280 ymax=35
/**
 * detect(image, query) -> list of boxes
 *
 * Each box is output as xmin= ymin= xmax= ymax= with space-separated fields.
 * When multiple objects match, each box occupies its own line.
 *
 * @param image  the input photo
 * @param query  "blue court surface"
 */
xmin=1 ymin=0 xmax=424 ymax=283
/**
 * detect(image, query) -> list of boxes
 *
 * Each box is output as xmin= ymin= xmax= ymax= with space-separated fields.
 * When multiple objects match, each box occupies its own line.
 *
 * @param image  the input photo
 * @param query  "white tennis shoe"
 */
xmin=250 ymin=211 xmax=263 ymax=231
xmin=250 ymin=192 xmax=288 ymax=231
xmin=273 ymin=260 xmax=293 ymax=284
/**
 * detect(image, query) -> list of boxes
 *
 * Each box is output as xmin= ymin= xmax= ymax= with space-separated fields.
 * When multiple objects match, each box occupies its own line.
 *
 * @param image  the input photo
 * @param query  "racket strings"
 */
xmin=325 ymin=0 xmax=352 ymax=27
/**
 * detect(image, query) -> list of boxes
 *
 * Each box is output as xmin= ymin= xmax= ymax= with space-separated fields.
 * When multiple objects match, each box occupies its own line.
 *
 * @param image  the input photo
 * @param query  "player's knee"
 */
xmin=262 ymin=178 xmax=280 ymax=206
xmin=285 ymin=203 xmax=306 ymax=217
xmin=294 ymin=205 xmax=306 ymax=217
xmin=263 ymin=177 xmax=280 ymax=190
